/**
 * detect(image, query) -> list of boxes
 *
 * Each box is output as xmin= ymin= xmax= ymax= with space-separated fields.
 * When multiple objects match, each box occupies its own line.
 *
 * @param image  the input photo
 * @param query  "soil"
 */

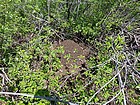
xmin=54 ymin=39 xmax=90 ymax=76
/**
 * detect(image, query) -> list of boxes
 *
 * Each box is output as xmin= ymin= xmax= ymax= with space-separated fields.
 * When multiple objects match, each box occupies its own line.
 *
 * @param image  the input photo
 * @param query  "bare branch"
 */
xmin=86 ymin=63 xmax=126 ymax=105
xmin=1 ymin=68 xmax=12 ymax=83
xmin=0 ymin=92 xmax=78 ymax=105
xmin=103 ymin=89 xmax=122 ymax=105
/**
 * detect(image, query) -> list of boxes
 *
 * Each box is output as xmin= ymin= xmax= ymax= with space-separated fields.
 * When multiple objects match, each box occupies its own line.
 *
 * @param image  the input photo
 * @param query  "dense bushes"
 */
xmin=0 ymin=0 xmax=140 ymax=104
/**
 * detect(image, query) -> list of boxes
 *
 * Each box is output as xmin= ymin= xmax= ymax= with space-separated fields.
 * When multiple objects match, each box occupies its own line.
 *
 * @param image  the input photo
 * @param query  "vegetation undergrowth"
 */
xmin=0 ymin=0 xmax=139 ymax=105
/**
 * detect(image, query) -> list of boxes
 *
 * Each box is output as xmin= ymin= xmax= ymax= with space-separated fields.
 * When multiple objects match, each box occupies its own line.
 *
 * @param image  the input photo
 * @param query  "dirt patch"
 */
xmin=54 ymin=39 xmax=90 ymax=76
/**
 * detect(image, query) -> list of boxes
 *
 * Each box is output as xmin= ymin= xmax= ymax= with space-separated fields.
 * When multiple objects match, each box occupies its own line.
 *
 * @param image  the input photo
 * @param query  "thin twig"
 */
xmin=122 ymin=87 xmax=127 ymax=105
xmin=59 ymin=74 xmax=72 ymax=89
xmin=0 ymin=92 xmax=78 ymax=105
xmin=1 ymin=68 xmax=12 ymax=83
xmin=103 ymin=89 xmax=122 ymax=105
xmin=86 ymin=63 xmax=126 ymax=105
xmin=0 ymin=73 xmax=5 ymax=85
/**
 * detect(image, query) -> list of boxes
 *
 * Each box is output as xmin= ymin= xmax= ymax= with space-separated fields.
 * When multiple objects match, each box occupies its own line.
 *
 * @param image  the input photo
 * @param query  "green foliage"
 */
xmin=0 ymin=0 xmax=139 ymax=104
